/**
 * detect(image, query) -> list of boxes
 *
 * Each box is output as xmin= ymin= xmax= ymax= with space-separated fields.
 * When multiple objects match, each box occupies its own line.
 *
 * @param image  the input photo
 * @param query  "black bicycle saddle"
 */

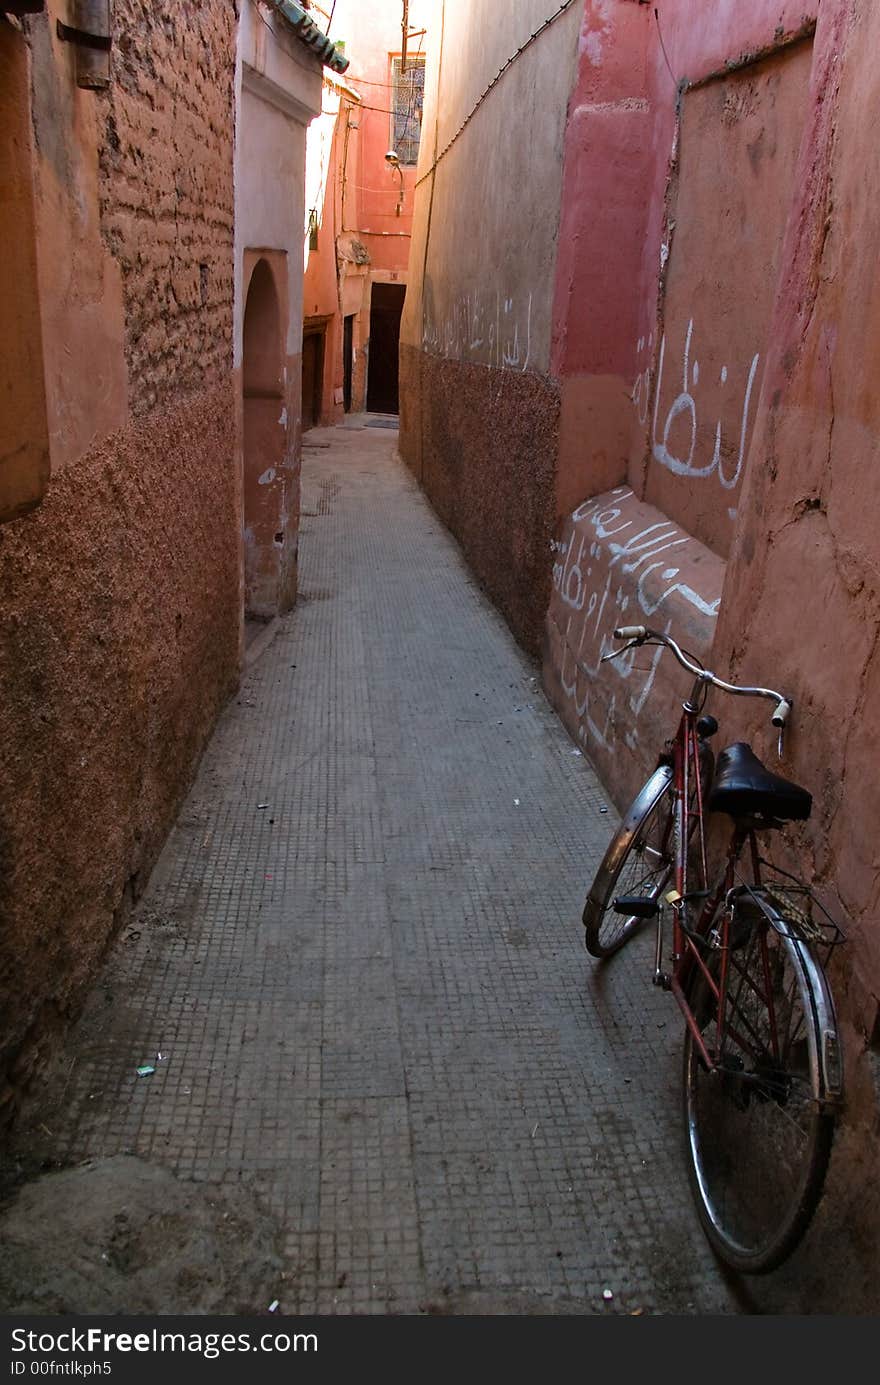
xmin=708 ymin=742 xmax=812 ymax=822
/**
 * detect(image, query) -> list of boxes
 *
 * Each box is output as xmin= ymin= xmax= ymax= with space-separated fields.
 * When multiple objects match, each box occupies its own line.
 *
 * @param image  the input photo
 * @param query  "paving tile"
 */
xmin=17 ymin=424 xmax=753 ymax=1315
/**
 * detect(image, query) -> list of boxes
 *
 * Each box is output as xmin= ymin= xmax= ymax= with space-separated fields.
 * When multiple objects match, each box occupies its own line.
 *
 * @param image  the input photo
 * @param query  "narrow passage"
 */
xmin=15 ymin=425 xmax=757 ymax=1313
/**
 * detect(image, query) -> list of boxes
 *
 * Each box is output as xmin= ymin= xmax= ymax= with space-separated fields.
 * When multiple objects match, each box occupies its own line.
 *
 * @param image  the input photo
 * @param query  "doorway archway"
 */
xmin=242 ymin=256 xmax=291 ymax=619
xmin=366 ymin=283 xmax=406 ymax=415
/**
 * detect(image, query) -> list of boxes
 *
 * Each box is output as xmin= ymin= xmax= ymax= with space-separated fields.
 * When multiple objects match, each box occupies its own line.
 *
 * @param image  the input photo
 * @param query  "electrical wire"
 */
xmin=356 ymin=184 xmax=411 ymax=194
xmin=654 ymin=6 xmax=678 ymax=86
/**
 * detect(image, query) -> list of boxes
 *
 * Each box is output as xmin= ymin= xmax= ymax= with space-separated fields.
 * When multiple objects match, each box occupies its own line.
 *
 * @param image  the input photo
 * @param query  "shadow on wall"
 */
xmin=242 ymin=257 xmax=289 ymax=619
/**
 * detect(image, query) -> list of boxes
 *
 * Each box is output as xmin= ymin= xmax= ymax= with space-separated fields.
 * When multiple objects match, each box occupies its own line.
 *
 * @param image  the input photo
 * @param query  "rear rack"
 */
xmin=738 ymin=860 xmax=846 ymax=962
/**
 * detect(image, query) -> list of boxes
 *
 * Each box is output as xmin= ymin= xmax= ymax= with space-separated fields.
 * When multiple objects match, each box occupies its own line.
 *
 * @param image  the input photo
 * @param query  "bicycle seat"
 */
xmin=708 ymin=742 xmax=812 ymax=822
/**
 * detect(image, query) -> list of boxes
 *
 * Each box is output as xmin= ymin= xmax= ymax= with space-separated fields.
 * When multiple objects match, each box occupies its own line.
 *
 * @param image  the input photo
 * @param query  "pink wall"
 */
xmin=538 ymin=10 xmax=880 ymax=1272
xmin=550 ymin=1 xmax=650 ymax=382
xmin=551 ymin=1 xmax=819 ymax=530
xmin=641 ymin=39 xmax=814 ymax=554
xmin=546 ymin=0 xmax=880 ymax=1066
xmin=302 ymin=0 xmax=425 ymax=420
xmin=345 ymin=2 xmax=418 ymax=275
xmin=636 ymin=0 xmax=817 ymax=339
xmin=712 ymin=0 xmax=880 ymax=1047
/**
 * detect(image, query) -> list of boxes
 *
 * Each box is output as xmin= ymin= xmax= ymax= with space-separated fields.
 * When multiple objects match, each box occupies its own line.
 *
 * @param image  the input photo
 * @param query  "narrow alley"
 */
xmin=3 ymin=426 xmax=865 ymax=1316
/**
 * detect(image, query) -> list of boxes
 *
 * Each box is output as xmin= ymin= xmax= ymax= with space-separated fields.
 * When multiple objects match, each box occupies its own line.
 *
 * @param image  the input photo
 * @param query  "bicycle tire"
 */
xmin=682 ymin=914 xmax=836 ymax=1274
xmin=583 ymin=765 xmax=674 ymax=958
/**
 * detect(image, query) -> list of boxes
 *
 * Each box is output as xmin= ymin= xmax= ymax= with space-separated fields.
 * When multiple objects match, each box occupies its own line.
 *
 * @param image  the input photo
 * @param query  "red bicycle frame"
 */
xmin=659 ymin=696 xmax=779 ymax=1076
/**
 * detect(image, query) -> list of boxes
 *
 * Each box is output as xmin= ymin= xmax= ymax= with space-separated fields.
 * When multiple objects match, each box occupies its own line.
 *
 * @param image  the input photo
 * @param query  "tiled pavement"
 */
xmin=18 ymin=422 xmax=842 ymax=1314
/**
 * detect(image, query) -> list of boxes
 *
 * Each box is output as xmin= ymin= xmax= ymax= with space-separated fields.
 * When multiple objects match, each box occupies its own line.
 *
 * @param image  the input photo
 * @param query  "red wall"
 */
xmin=547 ymin=0 xmax=880 ymax=1066
xmin=302 ymin=0 xmax=423 ymax=422
xmin=552 ymin=1 xmax=819 ymax=523
xmin=348 ymin=10 xmax=418 ymax=277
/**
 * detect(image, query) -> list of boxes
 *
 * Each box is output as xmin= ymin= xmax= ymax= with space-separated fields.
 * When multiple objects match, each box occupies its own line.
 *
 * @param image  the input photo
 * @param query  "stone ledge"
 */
xmin=543 ymin=486 xmax=725 ymax=807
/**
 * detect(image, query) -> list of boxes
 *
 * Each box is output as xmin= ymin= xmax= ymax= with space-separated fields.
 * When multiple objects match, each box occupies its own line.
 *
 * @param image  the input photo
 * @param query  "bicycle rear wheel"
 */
xmin=682 ymin=915 xmax=836 ymax=1273
xmin=583 ymin=765 xmax=674 ymax=958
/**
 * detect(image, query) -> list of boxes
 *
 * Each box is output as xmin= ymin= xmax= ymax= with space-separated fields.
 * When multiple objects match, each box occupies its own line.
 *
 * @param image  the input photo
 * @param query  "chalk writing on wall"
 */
xmin=549 ymin=488 xmax=722 ymax=752
xmin=421 ymin=290 xmax=533 ymax=372
xmin=632 ymin=319 xmax=761 ymax=498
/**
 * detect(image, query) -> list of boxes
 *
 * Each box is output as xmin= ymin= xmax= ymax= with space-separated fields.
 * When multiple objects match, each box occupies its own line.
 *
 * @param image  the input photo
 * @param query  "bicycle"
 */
xmin=582 ymin=625 xmax=844 ymax=1274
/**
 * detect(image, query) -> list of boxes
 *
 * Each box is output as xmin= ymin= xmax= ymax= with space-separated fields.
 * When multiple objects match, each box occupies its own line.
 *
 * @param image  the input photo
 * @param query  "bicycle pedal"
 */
xmin=612 ymin=895 xmax=659 ymax=918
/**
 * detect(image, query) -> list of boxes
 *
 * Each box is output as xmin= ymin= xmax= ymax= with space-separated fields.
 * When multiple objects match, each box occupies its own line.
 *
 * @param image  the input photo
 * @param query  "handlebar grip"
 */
xmin=613 ymin=626 xmax=647 ymax=642
xmin=771 ymin=698 xmax=792 ymax=728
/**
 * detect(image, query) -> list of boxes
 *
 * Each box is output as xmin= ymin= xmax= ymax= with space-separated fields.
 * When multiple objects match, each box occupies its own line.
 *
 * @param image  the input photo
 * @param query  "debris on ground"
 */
xmin=0 ymin=1156 xmax=283 ymax=1314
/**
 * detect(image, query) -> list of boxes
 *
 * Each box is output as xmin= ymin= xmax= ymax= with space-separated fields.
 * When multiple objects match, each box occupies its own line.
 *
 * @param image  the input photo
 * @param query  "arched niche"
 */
xmin=241 ymin=255 xmax=291 ymax=619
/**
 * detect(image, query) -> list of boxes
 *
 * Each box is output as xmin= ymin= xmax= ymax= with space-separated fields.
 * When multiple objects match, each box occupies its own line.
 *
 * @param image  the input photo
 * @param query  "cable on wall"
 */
xmin=415 ymin=0 xmax=578 ymax=188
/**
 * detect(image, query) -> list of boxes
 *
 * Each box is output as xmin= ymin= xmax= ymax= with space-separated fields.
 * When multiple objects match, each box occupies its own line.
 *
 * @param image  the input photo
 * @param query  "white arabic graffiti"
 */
xmin=549 ymin=488 xmax=721 ymax=751
xmin=631 ymin=333 xmax=653 ymax=427
xmin=634 ymin=319 xmax=760 ymax=492
xmin=422 ymin=291 xmax=533 ymax=373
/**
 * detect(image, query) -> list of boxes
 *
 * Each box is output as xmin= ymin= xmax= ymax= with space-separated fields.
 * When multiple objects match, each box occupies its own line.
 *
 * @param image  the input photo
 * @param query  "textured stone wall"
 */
xmin=0 ymin=2 xmax=239 ymax=1117
xmin=401 ymin=345 xmax=559 ymax=655
xmin=101 ymin=2 xmax=236 ymax=411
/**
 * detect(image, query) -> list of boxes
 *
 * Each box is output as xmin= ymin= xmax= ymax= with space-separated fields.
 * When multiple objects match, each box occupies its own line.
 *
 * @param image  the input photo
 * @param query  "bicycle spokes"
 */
xmin=683 ymin=921 xmax=834 ymax=1271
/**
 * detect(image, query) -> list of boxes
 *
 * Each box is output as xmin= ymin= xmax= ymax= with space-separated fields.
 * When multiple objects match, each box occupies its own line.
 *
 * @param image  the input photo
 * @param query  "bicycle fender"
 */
xmin=738 ymin=891 xmax=844 ymax=1109
xmin=587 ymin=764 xmax=673 ymax=907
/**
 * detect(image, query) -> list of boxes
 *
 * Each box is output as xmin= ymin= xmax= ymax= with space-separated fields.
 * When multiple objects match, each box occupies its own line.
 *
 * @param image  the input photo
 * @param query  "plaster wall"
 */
xmin=330 ymin=0 xmax=429 ymax=255
xmin=544 ymin=2 xmax=821 ymax=778
xmin=549 ymin=1 xmax=652 ymax=522
xmin=551 ymin=2 xmax=818 ymax=527
xmin=401 ymin=0 xmax=580 ymax=377
xmin=640 ymin=39 xmax=814 ymax=555
xmin=28 ymin=14 xmax=127 ymax=470
xmin=234 ymin=2 xmax=322 ymax=614
xmin=399 ymin=0 xmax=581 ymax=651
xmin=544 ymin=1 xmax=880 ymax=1212
xmin=545 ymin=486 xmax=723 ymax=805
xmin=634 ymin=0 xmax=819 ymax=336
xmin=303 ymin=81 xmax=348 ymax=422
xmin=304 ymin=84 xmax=344 ymax=312
xmin=300 ymin=0 xmax=429 ymax=423
xmin=235 ymin=5 xmax=321 ymax=365
xmin=0 ymin=1 xmax=240 ymax=1115
xmin=710 ymin=0 xmax=880 ymax=1050
xmin=0 ymin=22 xmax=49 ymax=520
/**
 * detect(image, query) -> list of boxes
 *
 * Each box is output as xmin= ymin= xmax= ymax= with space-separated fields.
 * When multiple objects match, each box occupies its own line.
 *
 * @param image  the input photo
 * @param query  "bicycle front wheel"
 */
xmin=583 ymin=765 xmax=674 ymax=958
xmin=682 ymin=918 xmax=836 ymax=1274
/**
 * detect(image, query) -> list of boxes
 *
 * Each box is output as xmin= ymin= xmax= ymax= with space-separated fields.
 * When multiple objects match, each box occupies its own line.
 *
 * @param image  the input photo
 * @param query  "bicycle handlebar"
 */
xmin=607 ymin=626 xmax=792 ymax=729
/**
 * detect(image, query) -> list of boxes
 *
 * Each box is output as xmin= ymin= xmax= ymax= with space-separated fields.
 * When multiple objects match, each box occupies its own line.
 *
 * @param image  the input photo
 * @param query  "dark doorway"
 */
xmin=366 ymin=283 xmax=405 ymax=414
xmin=301 ymin=326 xmax=325 ymax=429
xmin=343 ymin=314 xmax=354 ymax=413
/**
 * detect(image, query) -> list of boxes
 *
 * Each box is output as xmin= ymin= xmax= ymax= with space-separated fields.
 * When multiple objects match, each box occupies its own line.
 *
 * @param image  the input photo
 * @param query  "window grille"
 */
xmin=391 ymin=56 xmax=425 ymax=167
